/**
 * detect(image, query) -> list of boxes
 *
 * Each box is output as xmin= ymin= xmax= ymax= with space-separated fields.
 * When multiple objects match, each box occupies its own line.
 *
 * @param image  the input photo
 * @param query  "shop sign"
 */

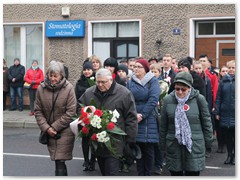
xmin=46 ymin=20 xmax=85 ymax=37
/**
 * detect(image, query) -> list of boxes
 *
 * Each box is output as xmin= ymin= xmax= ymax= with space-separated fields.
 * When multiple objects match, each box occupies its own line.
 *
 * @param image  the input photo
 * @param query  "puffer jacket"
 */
xmin=213 ymin=74 xmax=235 ymax=128
xmin=127 ymin=72 xmax=160 ymax=143
xmin=79 ymin=81 xmax=138 ymax=157
xmin=24 ymin=67 xmax=44 ymax=89
xmin=34 ymin=78 xmax=77 ymax=161
xmin=160 ymin=88 xmax=213 ymax=172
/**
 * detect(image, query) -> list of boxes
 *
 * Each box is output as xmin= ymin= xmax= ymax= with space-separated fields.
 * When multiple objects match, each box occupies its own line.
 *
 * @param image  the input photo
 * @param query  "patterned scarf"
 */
xmin=174 ymin=89 xmax=192 ymax=153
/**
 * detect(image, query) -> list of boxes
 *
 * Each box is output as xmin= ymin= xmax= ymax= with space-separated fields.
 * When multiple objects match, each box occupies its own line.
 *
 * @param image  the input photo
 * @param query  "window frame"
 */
xmin=88 ymin=19 xmax=142 ymax=58
xmin=196 ymin=20 xmax=235 ymax=38
xmin=3 ymin=22 xmax=45 ymax=72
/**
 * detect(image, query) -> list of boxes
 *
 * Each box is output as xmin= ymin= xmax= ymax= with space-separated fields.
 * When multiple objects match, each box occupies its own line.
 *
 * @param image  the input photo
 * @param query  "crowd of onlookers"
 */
xmin=3 ymin=53 xmax=235 ymax=176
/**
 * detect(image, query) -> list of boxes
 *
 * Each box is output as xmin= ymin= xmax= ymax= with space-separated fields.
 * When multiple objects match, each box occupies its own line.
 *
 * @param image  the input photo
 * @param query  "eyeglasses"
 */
xmin=133 ymin=66 xmax=144 ymax=69
xmin=175 ymin=87 xmax=188 ymax=92
xmin=96 ymin=80 xmax=109 ymax=84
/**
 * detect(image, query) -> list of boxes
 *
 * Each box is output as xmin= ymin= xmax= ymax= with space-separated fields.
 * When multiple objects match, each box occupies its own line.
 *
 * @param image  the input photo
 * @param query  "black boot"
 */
xmin=55 ymin=169 xmax=68 ymax=176
xmin=89 ymin=161 xmax=95 ymax=171
xmin=231 ymin=154 xmax=235 ymax=165
xmin=224 ymin=155 xmax=232 ymax=164
xmin=83 ymin=161 xmax=90 ymax=171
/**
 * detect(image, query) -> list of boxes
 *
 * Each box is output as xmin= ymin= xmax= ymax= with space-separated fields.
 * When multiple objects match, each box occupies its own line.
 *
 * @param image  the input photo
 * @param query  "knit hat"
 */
xmin=83 ymin=61 xmax=93 ymax=71
xmin=136 ymin=58 xmax=150 ymax=73
xmin=178 ymin=58 xmax=191 ymax=71
xmin=118 ymin=64 xmax=128 ymax=75
xmin=104 ymin=57 xmax=118 ymax=73
xmin=174 ymin=71 xmax=193 ymax=88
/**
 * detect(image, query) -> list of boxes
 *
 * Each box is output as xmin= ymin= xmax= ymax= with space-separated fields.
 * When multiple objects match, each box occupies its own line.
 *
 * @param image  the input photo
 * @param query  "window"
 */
xmin=222 ymin=48 xmax=235 ymax=56
xmin=92 ymin=21 xmax=139 ymax=62
xmin=4 ymin=24 xmax=44 ymax=70
xmin=216 ymin=22 xmax=235 ymax=35
xmin=198 ymin=23 xmax=214 ymax=35
xmin=196 ymin=20 xmax=235 ymax=37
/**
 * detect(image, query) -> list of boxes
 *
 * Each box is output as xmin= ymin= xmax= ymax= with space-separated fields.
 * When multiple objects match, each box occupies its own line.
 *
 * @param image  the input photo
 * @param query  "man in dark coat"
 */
xmin=168 ymin=58 xmax=207 ymax=98
xmin=79 ymin=68 xmax=138 ymax=176
xmin=7 ymin=58 xmax=25 ymax=111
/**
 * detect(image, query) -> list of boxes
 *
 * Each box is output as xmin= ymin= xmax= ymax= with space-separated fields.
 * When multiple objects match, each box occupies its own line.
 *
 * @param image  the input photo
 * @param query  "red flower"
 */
xmin=184 ymin=104 xmax=190 ymax=111
xmin=83 ymin=117 xmax=90 ymax=125
xmin=107 ymin=122 xmax=115 ymax=130
xmin=81 ymin=126 xmax=89 ymax=134
xmin=94 ymin=109 xmax=103 ymax=117
xmin=91 ymin=134 xmax=98 ymax=141
xmin=81 ymin=108 xmax=88 ymax=117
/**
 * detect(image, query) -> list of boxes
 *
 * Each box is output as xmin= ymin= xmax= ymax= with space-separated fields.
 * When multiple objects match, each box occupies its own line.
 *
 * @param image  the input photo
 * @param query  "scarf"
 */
xmin=174 ymin=89 xmax=192 ymax=153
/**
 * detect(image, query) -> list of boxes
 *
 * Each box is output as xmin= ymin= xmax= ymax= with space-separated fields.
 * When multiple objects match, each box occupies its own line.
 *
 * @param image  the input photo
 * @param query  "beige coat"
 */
xmin=35 ymin=78 xmax=77 ymax=161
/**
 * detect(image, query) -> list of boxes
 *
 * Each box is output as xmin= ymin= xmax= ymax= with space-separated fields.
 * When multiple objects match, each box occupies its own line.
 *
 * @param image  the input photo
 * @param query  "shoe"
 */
xmin=224 ymin=156 xmax=232 ymax=164
xmin=9 ymin=108 xmax=16 ymax=111
xmin=82 ymin=161 xmax=89 ymax=171
xmin=19 ymin=109 xmax=23 ymax=112
xmin=205 ymin=152 xmax=211 ymax=158
xmin=55 ymin=169 xmax=68 ymax=176
xmin=121 ymin=164 xmax=129 ymax=173
xmin=89 ymin=161 xmax=95 ymax=171
xmin=154 ymin=168 xmax=163 ymax=175
xmin=29 ymin=112 xmax=35 ymax=116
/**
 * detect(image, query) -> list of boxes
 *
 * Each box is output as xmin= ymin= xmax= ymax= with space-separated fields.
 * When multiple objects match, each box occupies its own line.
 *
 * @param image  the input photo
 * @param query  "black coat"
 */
xmin=7 ymin=64 xmax=25 ymax=87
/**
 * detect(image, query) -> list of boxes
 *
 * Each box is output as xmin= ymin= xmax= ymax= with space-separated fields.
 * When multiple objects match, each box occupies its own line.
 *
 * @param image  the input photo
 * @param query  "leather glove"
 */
xmin=31 ymin=81 xmax=35 ymax=85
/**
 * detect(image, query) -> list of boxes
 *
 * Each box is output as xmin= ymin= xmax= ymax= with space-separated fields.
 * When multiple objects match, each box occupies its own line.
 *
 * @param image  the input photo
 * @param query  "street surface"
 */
xmin=3 ymin=127 xmax=235 ymax=176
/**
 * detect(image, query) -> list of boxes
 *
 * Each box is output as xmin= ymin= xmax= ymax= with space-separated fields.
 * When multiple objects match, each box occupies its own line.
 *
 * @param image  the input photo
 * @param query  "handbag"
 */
xmin=24 ymin=82 xmax=31 ymax=89
xmin=38 ymin=81 xmax=65 ymax=145
xmin=39 ymin=131 xmax=48 ymax=145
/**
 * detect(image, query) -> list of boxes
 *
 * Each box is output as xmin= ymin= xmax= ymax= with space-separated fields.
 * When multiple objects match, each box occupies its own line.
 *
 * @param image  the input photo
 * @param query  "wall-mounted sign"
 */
xmin=173 ymin=28 xmax=180 ymax=35
xmin=46 ymin=20 xmax=85 ymax=37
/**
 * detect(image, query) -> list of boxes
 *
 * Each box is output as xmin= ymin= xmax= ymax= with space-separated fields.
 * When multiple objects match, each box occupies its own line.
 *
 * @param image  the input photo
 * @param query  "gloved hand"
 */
xmin=31 ymin=81 xmax=35 ymax=85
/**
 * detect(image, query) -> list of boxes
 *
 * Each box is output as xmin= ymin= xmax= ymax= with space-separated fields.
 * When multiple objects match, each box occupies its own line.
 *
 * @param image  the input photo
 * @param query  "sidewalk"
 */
xmin=3 ymin=109 xmax=38 ymax=128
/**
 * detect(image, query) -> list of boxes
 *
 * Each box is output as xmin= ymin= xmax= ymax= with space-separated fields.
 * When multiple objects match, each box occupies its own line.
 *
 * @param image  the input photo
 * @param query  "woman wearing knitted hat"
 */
xmin=103 ymin=57 xmax=126 ymax=86
xmin=126 ymin=58 xmax=160 ymax=176
xmin=75 ymin=61 xmax=96 ymax=172
xmin=159 ymin=71 xmax=213 ymax=176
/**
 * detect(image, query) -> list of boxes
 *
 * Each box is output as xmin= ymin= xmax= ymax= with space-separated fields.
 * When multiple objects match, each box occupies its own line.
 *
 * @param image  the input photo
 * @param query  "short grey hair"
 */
xmin=96 ymin=68 xmax=112 ymax=80
xmin=46 ymin=60 xmax=65 ymax=77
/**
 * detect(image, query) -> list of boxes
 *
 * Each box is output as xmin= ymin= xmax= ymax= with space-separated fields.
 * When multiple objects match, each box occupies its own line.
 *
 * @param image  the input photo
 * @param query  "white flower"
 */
xmin=97 ymin=137 xmax=105 ymax=142
xmin=111 ymin=117 xmax=117 ymax=123
xmin=90 ymin=119 xmax=97 ymax=127
xmin=112 ymin=109 xmax=120 ymax=119
xmin=90 ymin=77 xmax=95 ymax=80
xmin=100 ymin=131 xmax=107 ymax=137
xmin=104 ymin=137 xmax=110 ymax=142
xmin=96 ymin=123 xmax=102 ymax=129
xmin=159 ymin=80 xmax=169 ymax=94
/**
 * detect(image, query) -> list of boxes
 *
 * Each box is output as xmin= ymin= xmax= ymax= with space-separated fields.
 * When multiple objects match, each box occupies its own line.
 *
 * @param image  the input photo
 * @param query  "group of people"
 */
xmin=3 ymin=53 xmax=235 ymax=176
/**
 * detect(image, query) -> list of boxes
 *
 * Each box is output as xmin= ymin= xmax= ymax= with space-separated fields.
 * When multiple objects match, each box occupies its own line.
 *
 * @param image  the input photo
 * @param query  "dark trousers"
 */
xmin=214 ymin=119 xmax=225 ymax=149
xmin=96 ymin=156 xmax=120 ymax=176
xmin=223 ymin=126 xmax=235 ymax=156
xmin=154 ymin=143 xmax=163 ymax=168
xmin=28 ymin=89 xmax=37 ymax=112
xmin=82 ymin=136 xmax=96 ymax=163
xmin=3 ymin=91 xmax=8 ymax=110
xmin=136 ymin=142 xmax=155 ymax=176
xmin=170 ymin=171 xmax=200 ymax=176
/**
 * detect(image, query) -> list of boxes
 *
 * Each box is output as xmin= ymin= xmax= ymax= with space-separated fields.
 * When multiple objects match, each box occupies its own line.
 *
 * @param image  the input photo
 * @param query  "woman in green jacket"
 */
xmin=160 ymin=71 xmax=213 ymax=176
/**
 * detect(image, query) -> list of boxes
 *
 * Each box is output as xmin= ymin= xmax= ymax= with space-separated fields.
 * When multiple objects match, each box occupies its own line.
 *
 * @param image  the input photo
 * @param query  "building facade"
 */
xmin=3 ymin=4 xmax=235 ymax=105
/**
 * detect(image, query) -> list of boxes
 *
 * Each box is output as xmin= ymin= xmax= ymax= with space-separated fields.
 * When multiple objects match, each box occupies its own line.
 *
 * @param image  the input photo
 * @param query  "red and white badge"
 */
xmin=184 ymin=104 xmax=190 ymax=111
